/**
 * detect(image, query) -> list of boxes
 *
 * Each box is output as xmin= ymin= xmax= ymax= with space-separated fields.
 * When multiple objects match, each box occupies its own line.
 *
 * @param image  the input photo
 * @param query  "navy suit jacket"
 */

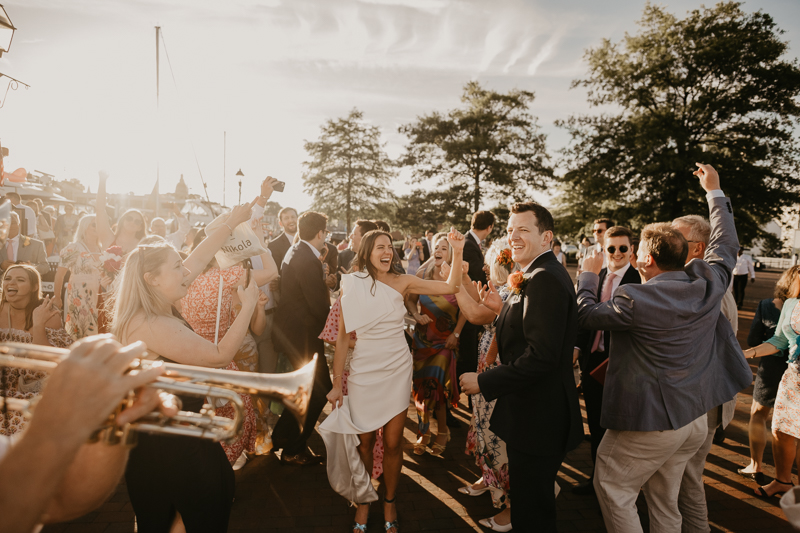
xmin=478 ymin=250 xmax=583 ymax=456
xmin=273 ymin=242 xmax=330 ymax=365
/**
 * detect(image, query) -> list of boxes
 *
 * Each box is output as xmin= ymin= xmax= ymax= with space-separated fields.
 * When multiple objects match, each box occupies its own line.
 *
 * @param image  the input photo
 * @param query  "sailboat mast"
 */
xmin=155 ymin=26 xmax=161 ymax=217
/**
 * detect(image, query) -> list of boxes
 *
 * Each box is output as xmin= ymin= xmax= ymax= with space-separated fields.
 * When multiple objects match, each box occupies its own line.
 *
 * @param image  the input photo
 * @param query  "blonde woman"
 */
xmin=109 ymin=201 xmax=259 ymax=532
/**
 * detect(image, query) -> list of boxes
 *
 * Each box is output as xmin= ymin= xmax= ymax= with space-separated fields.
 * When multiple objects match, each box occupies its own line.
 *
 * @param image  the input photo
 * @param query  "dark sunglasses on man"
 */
xmin=606 ymin=245 xmax=629 ymax=255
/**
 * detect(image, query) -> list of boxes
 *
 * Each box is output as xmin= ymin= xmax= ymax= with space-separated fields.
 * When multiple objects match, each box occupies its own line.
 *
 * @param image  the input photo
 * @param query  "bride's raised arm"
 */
xmin=404 ymin=228 xmax=464 ymax=296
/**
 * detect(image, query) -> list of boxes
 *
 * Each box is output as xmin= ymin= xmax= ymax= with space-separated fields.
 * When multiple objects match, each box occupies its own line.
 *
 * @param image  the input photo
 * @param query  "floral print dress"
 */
xmin=59 ymin=241 xmax=104 ymax=342
xmin=181 ymin=265 xmax=258 ymax=464
xmin=0 ymin=326 xmax=73 ymax=436
xmin=465 ymin=286 xmax=511 ymax=509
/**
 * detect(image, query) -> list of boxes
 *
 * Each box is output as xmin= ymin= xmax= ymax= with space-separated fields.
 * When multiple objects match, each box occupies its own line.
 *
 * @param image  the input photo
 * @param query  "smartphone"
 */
xmin=273 ymin=181 xmax=285 ymax=193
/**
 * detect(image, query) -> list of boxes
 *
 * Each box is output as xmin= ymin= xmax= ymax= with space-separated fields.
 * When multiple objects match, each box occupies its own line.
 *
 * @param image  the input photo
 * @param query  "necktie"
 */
xmin=6 ymin=240 xmax=13 ymax=263
xmin=590 ymin=272 xmax=617 ymax=353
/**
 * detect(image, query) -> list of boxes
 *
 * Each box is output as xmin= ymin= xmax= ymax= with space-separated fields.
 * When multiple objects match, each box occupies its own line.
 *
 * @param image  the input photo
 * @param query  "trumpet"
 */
xmin=0 ymin=342 xmax=316 ymax=445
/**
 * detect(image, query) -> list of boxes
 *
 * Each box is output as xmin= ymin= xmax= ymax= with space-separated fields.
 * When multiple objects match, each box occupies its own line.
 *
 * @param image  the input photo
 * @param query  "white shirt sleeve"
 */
xmin=705 ymin=189 xmax=725 ymax=200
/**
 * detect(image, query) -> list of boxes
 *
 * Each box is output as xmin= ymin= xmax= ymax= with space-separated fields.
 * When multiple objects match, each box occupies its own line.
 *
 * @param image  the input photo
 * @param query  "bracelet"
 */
xmin=223 ymin=222 xmax=234 ymax=233
xmin=333 ymin=375 xmax=342 ymax=381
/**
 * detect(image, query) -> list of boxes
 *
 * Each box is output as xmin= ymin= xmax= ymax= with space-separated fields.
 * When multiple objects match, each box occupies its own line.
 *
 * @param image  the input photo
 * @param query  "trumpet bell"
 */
xmin=0 ymin=342 xmax=317 ymax=442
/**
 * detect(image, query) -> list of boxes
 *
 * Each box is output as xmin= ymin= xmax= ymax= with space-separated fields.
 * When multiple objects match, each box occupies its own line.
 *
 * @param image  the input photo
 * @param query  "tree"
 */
xmin=556 ymin=2 xmax=800 ymax=244
xmin=393 ymin=187 xmax=473 ymax=234
xmin=303 ymin=109 xmax=396 ymax=233
xmin=399 ymin=81 xmax=552 ymax=213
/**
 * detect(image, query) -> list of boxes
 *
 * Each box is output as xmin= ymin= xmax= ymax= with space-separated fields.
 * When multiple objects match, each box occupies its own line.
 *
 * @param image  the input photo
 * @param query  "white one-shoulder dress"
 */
xmin=319 ymin=272 xmax=413 ymax=504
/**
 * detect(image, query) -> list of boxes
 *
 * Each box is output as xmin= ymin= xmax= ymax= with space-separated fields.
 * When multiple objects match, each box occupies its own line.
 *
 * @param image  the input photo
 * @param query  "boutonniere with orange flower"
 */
xmin=21 ymin=236 xmax=31 ymax=247
xmin=508 ymin=271 xmax=530 ymax=295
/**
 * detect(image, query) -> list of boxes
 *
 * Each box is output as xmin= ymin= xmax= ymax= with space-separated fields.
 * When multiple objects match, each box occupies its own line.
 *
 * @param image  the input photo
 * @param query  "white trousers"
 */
xmin=677 ymin=407 xmax=720 ymax=533
xmin=594 ymin=414 xmax=707 ymax=533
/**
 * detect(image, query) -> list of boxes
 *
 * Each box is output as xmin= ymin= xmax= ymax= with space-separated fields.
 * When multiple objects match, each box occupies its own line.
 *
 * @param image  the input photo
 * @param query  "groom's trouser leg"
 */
xmin=507 ymin=446 xmax=564 ymax=533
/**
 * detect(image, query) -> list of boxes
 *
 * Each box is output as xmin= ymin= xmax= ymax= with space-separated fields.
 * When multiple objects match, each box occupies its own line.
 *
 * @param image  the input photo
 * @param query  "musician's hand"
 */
xmin=693 ymin=163 xmax=721 ymax=192
xmin=459 ymin=372 xmax=480 ymax=395
xmin=476 ymin=281 xmax=503 ymax=314
xmin=33 ymin=336 xmax=166 ymax=445
xmin=582 ymin=250 xmax=603 ymax=275
xmin=116 ymin=389 xmax=180 ymax=426
xmin=327 ymin=385 xmax=344 ymax=409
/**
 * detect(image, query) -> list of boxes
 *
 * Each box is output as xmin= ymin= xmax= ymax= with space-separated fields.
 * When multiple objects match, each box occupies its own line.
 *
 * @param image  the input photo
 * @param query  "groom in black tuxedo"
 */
xmin=459 ymin=202 xmax=583 ymax=532
xmin=271 ymin=211 xmax=332 ymax=466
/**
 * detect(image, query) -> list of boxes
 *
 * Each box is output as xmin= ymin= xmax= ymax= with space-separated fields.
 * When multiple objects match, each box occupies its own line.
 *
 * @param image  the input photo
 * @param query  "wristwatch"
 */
xmin=454 ymin=332 xmax=460 ymax=338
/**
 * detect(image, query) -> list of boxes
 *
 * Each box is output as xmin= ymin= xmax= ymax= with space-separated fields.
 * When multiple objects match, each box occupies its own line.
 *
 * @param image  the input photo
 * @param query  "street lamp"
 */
xmin=0 ymin=5 xmax=16 ymax=57
xmin=236 ymin=168 xmax=244 ymax=204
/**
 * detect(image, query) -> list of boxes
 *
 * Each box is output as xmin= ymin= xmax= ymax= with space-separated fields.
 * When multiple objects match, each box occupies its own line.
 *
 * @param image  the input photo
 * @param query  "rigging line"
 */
xmin=159 ymin=29 xmax=212 ymax=203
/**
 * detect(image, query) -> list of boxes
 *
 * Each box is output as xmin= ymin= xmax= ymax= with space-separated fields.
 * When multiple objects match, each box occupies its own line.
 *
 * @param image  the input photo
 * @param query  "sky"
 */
xmin=0 ymin=0 xmax=798 ymax=213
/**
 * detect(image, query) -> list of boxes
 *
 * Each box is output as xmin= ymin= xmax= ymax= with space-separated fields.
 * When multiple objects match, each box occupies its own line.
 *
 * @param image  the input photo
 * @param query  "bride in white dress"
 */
xmin=321 ymin=228 xmax=464 ymax=533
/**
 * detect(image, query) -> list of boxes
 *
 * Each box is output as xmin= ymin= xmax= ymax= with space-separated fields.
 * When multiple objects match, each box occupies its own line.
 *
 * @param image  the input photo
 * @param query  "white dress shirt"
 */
xmin=302 ymin=240 xmax=321 ymax=259
xmin=520 ymin=249 xmax=553 ymax=273
xmin=468 ymin=229 xmax=483 ymax=249
xmin=733 ymin=254 xmax=755 ymax=278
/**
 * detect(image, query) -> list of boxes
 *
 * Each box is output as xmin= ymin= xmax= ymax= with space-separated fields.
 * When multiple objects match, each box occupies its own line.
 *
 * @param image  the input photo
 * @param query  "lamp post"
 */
xmin=236 ymin=169 xmax=243 ymax=204
xmin=0 ymin=5 xmax=16 ymax=57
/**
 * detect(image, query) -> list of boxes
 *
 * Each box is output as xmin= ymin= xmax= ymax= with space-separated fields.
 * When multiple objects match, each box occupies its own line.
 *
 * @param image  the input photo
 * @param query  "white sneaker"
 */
xmin=232 ymin=452 xmax=248 ymax=471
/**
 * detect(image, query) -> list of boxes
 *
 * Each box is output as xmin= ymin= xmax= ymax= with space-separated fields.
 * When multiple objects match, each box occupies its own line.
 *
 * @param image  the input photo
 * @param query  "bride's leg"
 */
xmin=382 ymin=411 xmax=407 ymax=530
xmin=354 ymin=431 xmax=376 ymax=526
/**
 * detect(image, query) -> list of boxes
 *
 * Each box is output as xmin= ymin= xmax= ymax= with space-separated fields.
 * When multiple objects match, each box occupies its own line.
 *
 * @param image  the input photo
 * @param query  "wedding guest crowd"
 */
xmin=1 ymin=161 xmax=787 ymax=533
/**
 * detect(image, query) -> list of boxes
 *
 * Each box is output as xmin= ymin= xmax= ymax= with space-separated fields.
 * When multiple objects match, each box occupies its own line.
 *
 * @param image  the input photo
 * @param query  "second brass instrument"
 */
xmin=0 ymin=342 xmax=316 ymax=444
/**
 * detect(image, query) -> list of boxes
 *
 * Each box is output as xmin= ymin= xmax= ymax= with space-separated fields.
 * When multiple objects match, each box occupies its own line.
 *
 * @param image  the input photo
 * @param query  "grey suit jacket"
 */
xmin=576 ymin=195 xmax=752 ymax=432
xmin=0 ymin=237 xmax=49 ymax=276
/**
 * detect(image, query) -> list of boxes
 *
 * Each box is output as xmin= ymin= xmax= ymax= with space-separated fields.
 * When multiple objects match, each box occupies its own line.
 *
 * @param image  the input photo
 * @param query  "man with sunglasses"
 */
xmin=572 ymin=226 xmax=640 ymax=496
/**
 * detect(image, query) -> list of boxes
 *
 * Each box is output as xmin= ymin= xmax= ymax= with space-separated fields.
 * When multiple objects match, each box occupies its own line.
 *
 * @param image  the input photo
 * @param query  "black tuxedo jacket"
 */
xmin=421 ymin=240 xmax=431 ymax=263
xmin=268 ymin=232 xmax=293 ymax=274
xmin=273 ymin=242 xmax=330 ymax=365
xmin=576 ymin=264 xmax=641 ymax=362
xmin=478 ymin=251 xmax=583 ymax=456
xmin=463 ymin=232 xmax=487 ymax=285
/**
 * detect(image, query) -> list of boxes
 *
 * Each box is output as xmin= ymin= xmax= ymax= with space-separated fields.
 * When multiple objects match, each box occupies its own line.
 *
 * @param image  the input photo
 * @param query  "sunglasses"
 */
xmin=606 ymin=245 xmax=629 ymax=255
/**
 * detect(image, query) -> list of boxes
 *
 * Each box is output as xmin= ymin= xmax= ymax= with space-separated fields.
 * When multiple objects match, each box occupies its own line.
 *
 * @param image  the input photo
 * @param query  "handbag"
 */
xmin=206 ymin=214 xmax=268 ymax=269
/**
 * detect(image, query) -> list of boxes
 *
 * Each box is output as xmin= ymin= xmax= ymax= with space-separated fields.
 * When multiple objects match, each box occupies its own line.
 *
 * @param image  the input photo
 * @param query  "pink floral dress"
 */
xmin=319 ymin=298 xmax=384 ymax=479
xmin=181 ymin=265 xmax=257 ymax=464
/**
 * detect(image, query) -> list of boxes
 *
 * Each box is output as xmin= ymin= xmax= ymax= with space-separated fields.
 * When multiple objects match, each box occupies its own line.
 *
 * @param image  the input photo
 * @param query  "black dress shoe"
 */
xmin=446 ymin=409 xmax=460 ymax=429
xmin=279 ymin=448 xmax=323 ymax=466
xmin=713 ymin=426 xmax=725 ymax=445
xmin=572 ymin=480 xmax=595 ymax=496
xmin=737 ymin=468 xmax=767 ymax=485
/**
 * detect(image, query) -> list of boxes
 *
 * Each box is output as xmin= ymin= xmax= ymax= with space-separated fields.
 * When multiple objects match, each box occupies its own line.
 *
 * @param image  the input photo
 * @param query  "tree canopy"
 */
xmin=400 ymin=81 xmax=552 ymax=213
xmin=555 ymin=1 xmax=800 ymax=244
xmin=302 ymin=109 xmax=395 ymax=233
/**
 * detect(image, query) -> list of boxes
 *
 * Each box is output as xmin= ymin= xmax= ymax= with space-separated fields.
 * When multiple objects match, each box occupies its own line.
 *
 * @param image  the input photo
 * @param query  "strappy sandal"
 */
xmin=412 ymin=434 xmax=430 ymax=456
xmin=352 ymin=502 xmax=370 ymax=532
xmin=384 ymin=495 xmax=399 ymax=532
xmin=429 ymin=428 xmax=450 ymax=456
xmin=754 ymin=479 xmax=793 ymax=499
